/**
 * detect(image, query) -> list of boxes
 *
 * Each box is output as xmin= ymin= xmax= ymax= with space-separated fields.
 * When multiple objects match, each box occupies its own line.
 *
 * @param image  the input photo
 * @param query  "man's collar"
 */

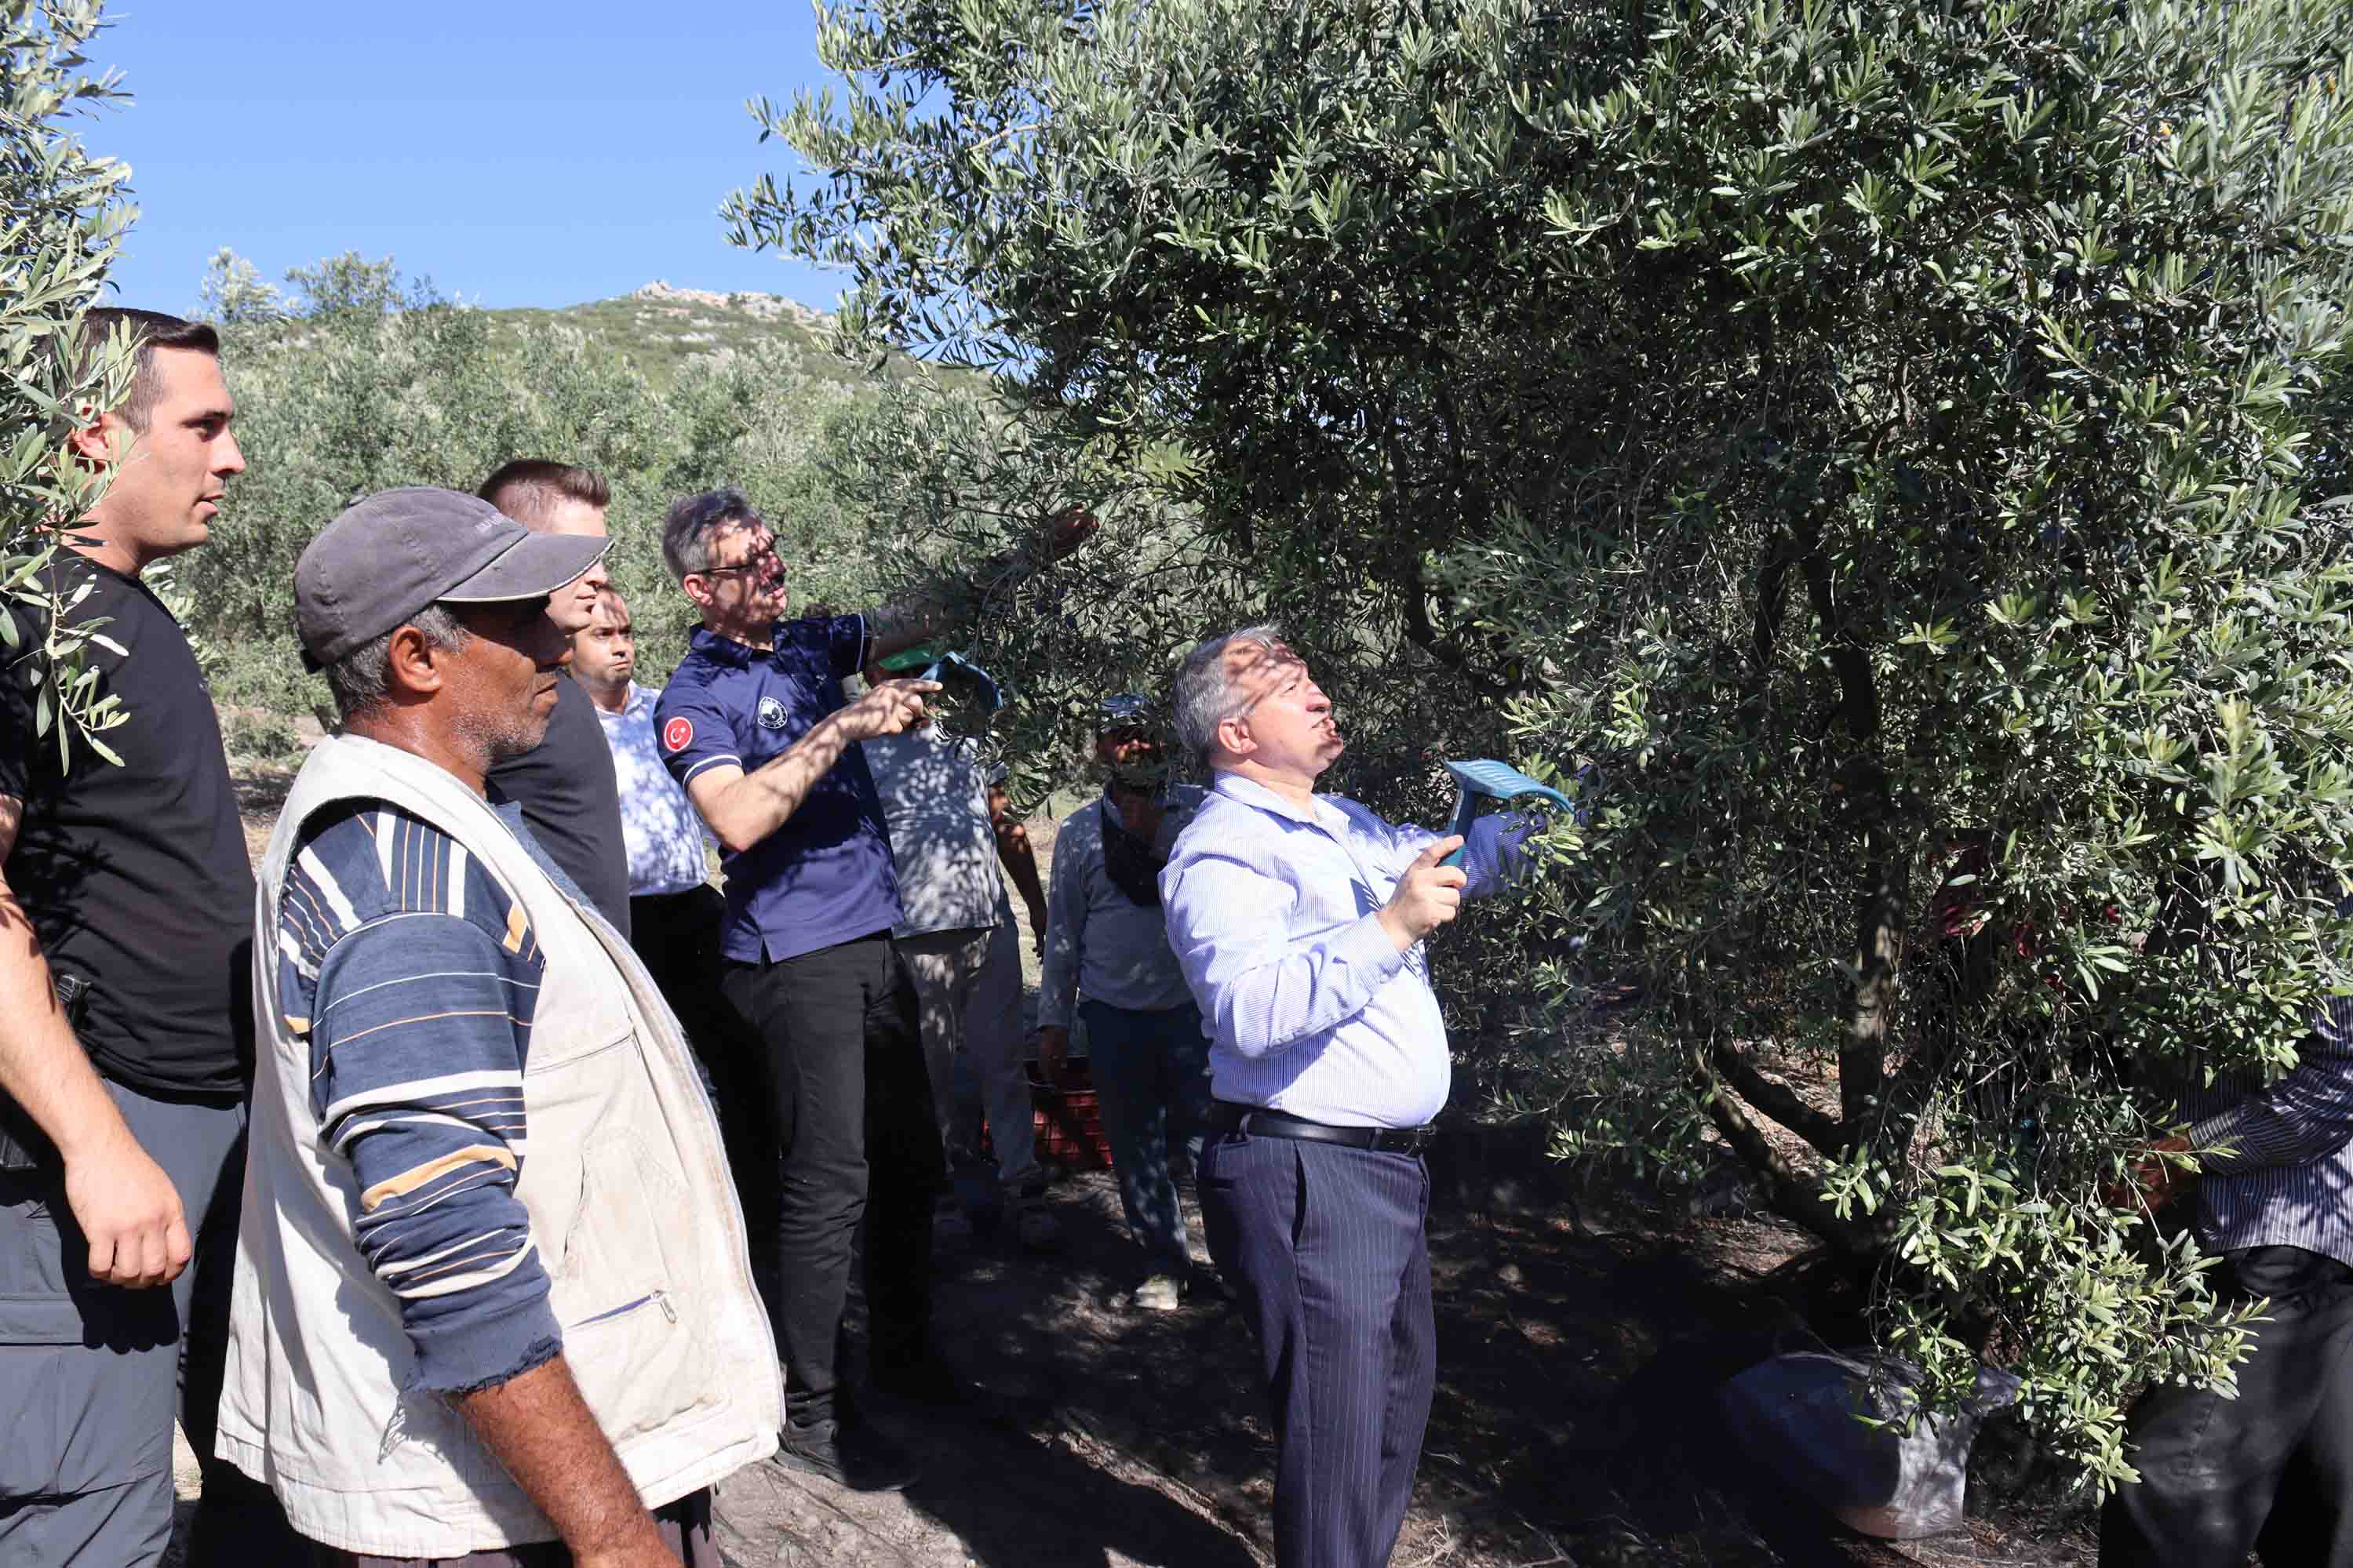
xmin=1211 ymin=770 xmax=1326 ymax=827
xmin=688 ymin=621 xmax=763 ymax=668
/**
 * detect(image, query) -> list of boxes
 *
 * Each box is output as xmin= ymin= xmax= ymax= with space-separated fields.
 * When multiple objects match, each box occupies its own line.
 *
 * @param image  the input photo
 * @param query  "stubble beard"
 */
xmin=460 ymin=698 xmax=555 ymax=770
xmin=580 ymin=665 xmax=630 ymax=705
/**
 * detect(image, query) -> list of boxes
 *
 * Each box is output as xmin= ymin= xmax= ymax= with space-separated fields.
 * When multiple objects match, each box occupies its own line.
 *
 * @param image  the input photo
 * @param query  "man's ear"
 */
xmin=682 ymin=575 xmax=713 ymax=613
xmin=66 ymin=408 xmax=127 ymax=471
xmin=383 ymin=624 xmax=452 ymax=700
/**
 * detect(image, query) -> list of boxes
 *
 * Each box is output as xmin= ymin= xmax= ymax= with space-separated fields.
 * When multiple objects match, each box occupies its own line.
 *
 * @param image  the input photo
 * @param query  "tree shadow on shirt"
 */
xmin=858 ymin=728 xmax=1018 ymax=925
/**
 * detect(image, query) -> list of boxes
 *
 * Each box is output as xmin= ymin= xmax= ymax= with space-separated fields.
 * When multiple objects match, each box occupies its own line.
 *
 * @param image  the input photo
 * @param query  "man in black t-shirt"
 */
xmin=0 ymin=309 xmax=297 ymax=1564
xmin=475 ymin=460 xmax=632 ymax=936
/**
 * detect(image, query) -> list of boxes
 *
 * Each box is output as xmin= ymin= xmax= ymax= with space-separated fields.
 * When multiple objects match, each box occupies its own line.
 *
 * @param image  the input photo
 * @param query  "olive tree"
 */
xmin=2 ymin=0 xmax=136 ymax=762
xmin=739 ymin=0 xmax=2353 ymax=1481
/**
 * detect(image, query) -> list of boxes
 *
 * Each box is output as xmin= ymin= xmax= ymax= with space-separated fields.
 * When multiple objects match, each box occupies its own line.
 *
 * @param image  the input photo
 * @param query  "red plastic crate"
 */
xmin=1023 ymin=1057 xmax=1115 ymax=1172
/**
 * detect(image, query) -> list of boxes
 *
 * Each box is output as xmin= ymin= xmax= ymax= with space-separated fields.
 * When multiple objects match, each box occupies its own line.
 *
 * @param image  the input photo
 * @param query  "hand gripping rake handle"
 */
xmin=1441 ymin=759 xmax=1575 ymax=868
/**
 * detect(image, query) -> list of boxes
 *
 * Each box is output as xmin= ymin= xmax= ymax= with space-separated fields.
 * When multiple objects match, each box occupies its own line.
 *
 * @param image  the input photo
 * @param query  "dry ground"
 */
xmin=164 ymin=759 xmax=2098 ymax=1567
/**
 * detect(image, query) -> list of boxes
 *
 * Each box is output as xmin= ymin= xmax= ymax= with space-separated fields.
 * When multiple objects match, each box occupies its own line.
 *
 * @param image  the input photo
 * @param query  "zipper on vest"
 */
xmin=564 ymin=1288 xmax=676 ymax=1330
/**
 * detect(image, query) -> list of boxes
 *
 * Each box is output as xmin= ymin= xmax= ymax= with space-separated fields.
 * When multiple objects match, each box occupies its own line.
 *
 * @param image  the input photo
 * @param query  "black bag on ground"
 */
xmin=1717 ymin=1349 xmax=2021 ymax=1539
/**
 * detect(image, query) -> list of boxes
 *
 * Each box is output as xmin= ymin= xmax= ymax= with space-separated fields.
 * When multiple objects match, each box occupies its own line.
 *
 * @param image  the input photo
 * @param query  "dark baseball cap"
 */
xmin=1099 ymin=692 xmax=1153 ymax=726
xmin=295 ymin=487 xmax=609 ymax=670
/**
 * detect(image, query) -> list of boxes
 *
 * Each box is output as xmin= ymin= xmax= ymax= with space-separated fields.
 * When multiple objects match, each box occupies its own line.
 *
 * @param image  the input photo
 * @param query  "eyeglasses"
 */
xmin=697 ymin=538 xmax=779 ymax=580
xmin=1214 ymin=666 xmax=1302 ymax=733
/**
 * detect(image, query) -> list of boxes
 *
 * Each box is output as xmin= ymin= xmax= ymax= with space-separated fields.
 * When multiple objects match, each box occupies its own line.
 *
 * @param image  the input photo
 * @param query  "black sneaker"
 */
xmin=867 ymin=1355 xmax=974 ymax=1409
xmin=1187 ymin=1261 xmax=1237 ymax=1303
xmin=776 ymin=1416 xmax=918 ymax=1492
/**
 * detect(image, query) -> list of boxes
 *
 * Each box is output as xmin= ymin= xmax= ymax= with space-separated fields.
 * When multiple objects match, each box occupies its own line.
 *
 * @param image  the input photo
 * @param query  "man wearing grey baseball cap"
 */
xmin=220 ymin=488 xmax=779 ymax=1566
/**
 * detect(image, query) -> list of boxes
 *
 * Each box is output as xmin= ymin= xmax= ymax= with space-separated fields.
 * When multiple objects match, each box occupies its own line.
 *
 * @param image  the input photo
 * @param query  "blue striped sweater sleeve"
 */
xmin=276 ymin=802 xmax=562 ymax=1394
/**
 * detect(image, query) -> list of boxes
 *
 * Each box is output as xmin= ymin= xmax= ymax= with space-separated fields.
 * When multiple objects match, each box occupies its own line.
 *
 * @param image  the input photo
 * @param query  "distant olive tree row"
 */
xmin=176 ymin=248 xmax=962 ymax=722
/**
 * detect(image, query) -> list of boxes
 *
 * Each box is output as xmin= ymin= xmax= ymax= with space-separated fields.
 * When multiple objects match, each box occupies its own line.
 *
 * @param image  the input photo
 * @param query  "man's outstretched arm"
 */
xmin=864 ymin=507 xmax=1097 ymax=660
xmin=0 ymin=794 xmax=190 ymax=1288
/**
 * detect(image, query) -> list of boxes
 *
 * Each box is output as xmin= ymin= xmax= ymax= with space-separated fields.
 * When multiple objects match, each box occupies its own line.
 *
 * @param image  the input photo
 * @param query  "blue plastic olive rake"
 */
xmin=1441 ymin=759 xmax=1575 ymax=868
xmin=917 ymin=651 xmax=1006 ymax=713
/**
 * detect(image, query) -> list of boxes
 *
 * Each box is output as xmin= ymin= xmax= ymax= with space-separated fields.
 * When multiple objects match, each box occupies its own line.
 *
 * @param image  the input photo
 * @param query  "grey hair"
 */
xmin=662 ymin=487 xmax=761 ymax=584
xmin=1172 ymin=623 xmax=1287 ymax=766
xmin=324 ymin=604 xmax=472 ymax=722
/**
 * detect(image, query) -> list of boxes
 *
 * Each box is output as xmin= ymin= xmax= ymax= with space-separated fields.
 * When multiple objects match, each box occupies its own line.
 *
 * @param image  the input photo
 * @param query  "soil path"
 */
xmin=162 ymin=763 xmax=2096 ymax=1567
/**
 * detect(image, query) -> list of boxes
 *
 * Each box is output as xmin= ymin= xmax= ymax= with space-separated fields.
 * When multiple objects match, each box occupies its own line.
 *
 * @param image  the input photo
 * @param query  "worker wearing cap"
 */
xmin=221 ymin=488 xmax=780 ymax=1565
xmin=1037 ymin=693 xmax=1211 ymax=1311
xmin=649 ymin=488 xmax=1092 ymax=1489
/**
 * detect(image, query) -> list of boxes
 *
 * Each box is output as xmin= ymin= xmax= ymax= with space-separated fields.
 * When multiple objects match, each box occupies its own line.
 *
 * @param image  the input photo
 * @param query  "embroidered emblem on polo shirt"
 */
xmin=663 ymin=716 xmax=694 ymax=752
xmin=756 ymin=696 xmax=788 ymax=731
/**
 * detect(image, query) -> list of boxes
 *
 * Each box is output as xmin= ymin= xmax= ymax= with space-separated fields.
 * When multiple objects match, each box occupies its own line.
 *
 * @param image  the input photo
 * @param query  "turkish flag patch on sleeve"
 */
xmin=663 ymin=715 xmax=694 ymax=753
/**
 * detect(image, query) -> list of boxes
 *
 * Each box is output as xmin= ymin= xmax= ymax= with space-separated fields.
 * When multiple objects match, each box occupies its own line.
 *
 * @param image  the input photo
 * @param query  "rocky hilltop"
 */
xmin=631 ymin=278 xmax=830 ymax=329
xmin=486 ymin=279 xmax=859 ymax=387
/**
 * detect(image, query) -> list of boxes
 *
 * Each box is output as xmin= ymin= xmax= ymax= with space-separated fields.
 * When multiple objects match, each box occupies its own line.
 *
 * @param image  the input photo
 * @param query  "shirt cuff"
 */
xmin=1336 ymin=911 xmax=1411 ymax=986
xmin=408 ymin=1284 xmax=563 ymax=1395
xmin=2188 ymin=1109 xmax=2253 ymax=1174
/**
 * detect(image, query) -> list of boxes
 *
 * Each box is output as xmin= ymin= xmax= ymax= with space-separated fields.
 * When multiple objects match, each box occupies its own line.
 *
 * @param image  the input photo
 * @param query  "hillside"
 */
xmin=485 ymin=279 xmax=955 ymax=390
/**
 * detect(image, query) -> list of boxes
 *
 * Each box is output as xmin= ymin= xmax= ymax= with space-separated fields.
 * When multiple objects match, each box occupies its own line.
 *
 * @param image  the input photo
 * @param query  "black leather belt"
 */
xmin=1210 ymin=1101 xmax=1434 ymax=1155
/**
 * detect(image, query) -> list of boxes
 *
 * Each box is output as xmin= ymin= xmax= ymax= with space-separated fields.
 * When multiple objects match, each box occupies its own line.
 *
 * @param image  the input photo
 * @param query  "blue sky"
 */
xmin=90 ymin=2 xmax=849 ymax=316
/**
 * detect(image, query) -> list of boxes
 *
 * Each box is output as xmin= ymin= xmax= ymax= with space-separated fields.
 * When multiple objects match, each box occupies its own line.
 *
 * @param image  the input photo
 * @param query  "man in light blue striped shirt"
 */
xmin=1160 ymin=626 xmax=1527 ymax=1568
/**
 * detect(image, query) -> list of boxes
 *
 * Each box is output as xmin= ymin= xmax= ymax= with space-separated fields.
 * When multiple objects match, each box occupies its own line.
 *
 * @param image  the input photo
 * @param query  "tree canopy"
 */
xmin=741 ymin=0 xmax=2353 ymax=1482
xmin=1 ymin=0 xmax=137 ymax=764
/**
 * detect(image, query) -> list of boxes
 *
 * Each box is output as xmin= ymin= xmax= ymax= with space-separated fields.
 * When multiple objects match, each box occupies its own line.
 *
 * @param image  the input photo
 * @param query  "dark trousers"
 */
xmin=628 ymin=887 xmax=730 ymax=1025
xmin=2102 ymin=1244 xmax=2353 ymax=1566
xmin=1080 ymin=998 xmax=1212 ymax=1271
xmin=1199 ymin=1131 xmax=1435 ymax=1568
xmin=0 ymin=1079 xmax=297 ymax=1566
xmin=311 ymin=1488 xmax=714 ymax=1566
xmin=630 ymin=886 xmax=770 ymax=1220
xmin=630 ymin=888 xmax=741 ymax=1068
xmin=719 ymin=932 xmax=943 ymax=1428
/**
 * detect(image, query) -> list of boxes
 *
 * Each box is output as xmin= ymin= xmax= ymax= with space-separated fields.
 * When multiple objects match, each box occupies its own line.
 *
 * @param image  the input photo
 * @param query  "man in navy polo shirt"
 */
xmin=653 ymin=486 xmax=1091 ymax=1490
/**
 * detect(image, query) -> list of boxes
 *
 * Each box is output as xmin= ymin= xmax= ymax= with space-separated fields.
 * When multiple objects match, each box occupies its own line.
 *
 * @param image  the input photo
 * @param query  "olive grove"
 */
xmin=737 ymin=0 xmax=2353 ymax=1482
xmin=174 ymin=250 xmax=912 ymax=725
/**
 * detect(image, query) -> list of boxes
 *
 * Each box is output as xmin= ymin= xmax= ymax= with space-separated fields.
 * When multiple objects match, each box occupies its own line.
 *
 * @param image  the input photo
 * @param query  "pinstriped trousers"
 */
xmin=1200 ymin=1131 xmax=1435 ymax=1568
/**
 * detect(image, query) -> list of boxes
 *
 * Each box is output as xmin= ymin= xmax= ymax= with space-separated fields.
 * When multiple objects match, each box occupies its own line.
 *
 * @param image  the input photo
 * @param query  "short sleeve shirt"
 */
xmin=654 ymin=616 xmax=901 ymax=962
xmin=0 ymin=558 xmax=254 ymax=1095
xmin=861 ymin=725 xmax=1011 ymax=938
xmin=595 ymin=682 xmax=712 ymax=898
